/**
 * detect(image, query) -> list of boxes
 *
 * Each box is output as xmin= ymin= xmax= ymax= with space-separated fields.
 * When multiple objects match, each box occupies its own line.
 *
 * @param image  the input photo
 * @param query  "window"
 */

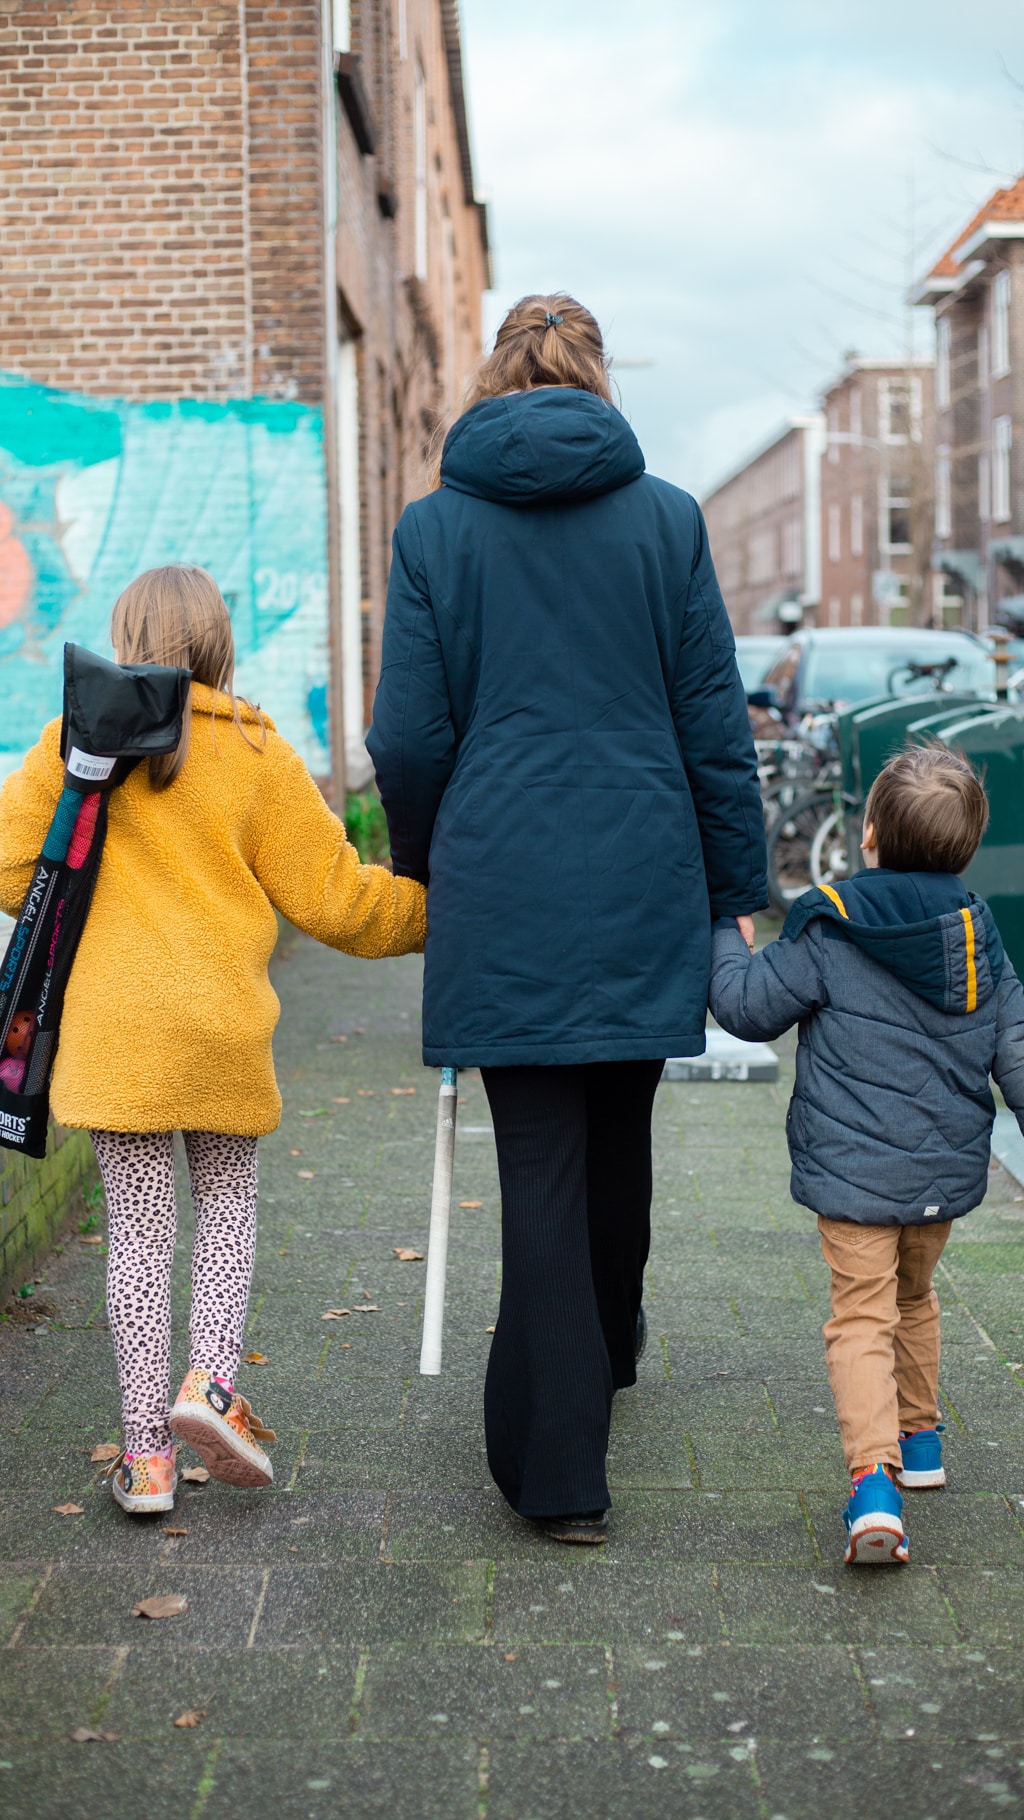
xmin=414 ymin=64 xmax=428 ymax=280
xmin=992 ymin=270 xmax=1011 ymax=377
xmin=827 ymin=404 xmax=840 ymax=463
xmin=935 ymin=449 xmax=952 ymax=539
xmin=827 ymin=501 xmax=841 ymax=562
xmin=782 ymin=516 xmax=802 ymax=577
xmin=882 ymin=474 xmax=911 ymax=551
xmin=332 ymin=0 xmax=350 ymax=51
xmin=880 ymin=378 xmax=913 ymax=442
xmin=936 ymin=318 xmax=951 ymax=409
xmin=850 ymin=592 xmax=863 ymax=628
xmin=827 ymin=596 xmax=841 ymax=627
xmin=849 ymin=387 xmax=862 ymax=443
xmin=978 ymin=324 xmax=989 ymax=390
xmin=398 ymin=0 xmax=407 ymax=59
xmin=979 ymin=452 xmax=991 ymax=523
xmin=747 ymin=527 xmax=777 ymax=586
xmin=993 ymin=416 xmax=1012 ymax=522
xmin=850 ymin=494 xmax=863 ymax=559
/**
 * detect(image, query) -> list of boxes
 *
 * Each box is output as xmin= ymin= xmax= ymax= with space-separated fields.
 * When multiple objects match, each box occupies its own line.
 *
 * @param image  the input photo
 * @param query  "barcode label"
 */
xmin=66 ymin=747 xmax=116 ymax=782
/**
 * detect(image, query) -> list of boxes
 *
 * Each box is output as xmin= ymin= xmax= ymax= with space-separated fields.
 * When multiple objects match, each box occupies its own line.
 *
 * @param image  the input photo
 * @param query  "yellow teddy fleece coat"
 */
xmin=0 ymin=686 xmax=426 ymax=1135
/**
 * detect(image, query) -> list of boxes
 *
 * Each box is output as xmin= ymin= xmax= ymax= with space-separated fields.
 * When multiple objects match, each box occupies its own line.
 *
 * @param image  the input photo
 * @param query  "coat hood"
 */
xmin=439 ymin=388 xmax=646 ymax=506
xmin=782 ymin=869 xmax=1004 ymax=1014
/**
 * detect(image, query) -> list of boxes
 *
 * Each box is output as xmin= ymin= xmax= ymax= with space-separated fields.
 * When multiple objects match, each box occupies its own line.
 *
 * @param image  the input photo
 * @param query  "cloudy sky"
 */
xmin=458 ymin=0 xmax=1024 ymax=496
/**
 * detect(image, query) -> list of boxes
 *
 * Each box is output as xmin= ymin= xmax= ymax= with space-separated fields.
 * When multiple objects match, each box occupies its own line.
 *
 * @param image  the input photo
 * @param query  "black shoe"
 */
xmin=533 ymin=1510 xmax=609 ymax=1545
xmin=635 ymin=1305 xmax=648 ymax=1363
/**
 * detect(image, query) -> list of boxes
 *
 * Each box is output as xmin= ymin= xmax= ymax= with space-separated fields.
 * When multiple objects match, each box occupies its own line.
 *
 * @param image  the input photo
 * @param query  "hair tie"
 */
xmin=544 ymin=312 xmax=563 ymax=329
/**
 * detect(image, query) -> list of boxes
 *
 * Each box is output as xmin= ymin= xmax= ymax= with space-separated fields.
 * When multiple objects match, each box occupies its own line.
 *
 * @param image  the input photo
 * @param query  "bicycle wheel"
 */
xmin=766 ymin=791 xmax=832 ymax=914
xmin=810 ymin=808 xmax=849 ymax=890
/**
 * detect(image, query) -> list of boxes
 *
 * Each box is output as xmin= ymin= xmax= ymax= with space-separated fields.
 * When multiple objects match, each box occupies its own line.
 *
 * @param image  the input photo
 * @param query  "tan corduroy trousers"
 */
xmin=817 ymin=1215 xmax=953 ymax=1476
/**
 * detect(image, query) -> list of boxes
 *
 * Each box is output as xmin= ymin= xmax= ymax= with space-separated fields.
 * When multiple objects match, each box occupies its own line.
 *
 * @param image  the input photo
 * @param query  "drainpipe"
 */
xmin=320 ymin=0 xmax=346 ymax=805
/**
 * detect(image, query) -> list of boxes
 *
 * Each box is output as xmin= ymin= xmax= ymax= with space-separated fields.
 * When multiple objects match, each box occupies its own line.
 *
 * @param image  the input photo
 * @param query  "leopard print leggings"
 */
xmin=90 ymin=1130 xmax=258 ymax=1455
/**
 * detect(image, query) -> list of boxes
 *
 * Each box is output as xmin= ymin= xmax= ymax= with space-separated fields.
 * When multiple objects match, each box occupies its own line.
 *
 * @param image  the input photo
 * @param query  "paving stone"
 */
xmin=936 ymin=1567 xmax=1024 ymax=1647
xmin=614 ymin=1641 xmax=872 ymax=1741
xmin=14 ymin=1566 xmax=266 ymax=1650
xmin=255 ymin=1562 xmax=489 ymax=1647
xmin=717 ymin=1564 xmax=959 ymax=1646
xmin=486 ymin=1739 xmax=764 ymax=1819
xmin=490 ymin=1561 xmax=723 ymax=1647
xmin=357 ymin=1642 xmax=611 ymax=1740
xmin=201 ymin=1742 xmax=481 ymax=1820
xmin=857 ymin=1646 xmax=1024 ymax=1740
xmin=4 ymin=933 xmax=1024 ymax=1818
xmin=755 ymin=1737 xmax=1024 ymax=1820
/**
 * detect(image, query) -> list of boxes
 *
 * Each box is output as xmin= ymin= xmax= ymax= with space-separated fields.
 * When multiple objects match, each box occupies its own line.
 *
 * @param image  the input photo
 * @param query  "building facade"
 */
xmin=702 ymin=417 xmax=825 ymax=637
xmin=0 ymin=0 xmax=489 ymax=791
xmin=914 ymin=175 xmax=1024 ymax=630
xmin=818 ymin=356 xmax=935 ymax=628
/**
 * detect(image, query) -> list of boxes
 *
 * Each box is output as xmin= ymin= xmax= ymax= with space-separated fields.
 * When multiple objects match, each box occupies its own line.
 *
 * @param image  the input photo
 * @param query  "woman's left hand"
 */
xmin=736 ymin=915 xmax=756 ymax=953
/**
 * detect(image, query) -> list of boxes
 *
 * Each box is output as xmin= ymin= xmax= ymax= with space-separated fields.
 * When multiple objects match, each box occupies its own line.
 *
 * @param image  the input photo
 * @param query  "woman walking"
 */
xmin=367 ymin=294 xmax=766 ymax=1541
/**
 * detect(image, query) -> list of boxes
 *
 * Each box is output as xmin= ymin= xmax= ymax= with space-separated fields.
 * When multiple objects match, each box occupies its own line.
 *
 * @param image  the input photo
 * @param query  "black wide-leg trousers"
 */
xmin=480 ymin=1059 xmax=665 ymax=1518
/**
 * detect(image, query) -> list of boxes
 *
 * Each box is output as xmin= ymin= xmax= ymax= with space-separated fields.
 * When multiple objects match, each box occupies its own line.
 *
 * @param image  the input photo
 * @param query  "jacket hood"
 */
xmin=782 ymin=869 xmax=1004 ymax=1014
xmin=440 ymin=388 xmax=646 ymax=506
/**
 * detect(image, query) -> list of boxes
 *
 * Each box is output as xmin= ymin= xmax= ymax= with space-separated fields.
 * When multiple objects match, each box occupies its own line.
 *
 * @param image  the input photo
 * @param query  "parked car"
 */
xmin=749 ymin=627 xmax=993 ymax=725
xmin=734 ymin=634 xmax=788 ymax=693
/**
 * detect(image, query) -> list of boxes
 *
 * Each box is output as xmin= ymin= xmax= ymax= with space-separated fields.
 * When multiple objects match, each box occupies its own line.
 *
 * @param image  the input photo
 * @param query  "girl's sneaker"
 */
xmin=106 ymin=1449 xmax=178 ymax=1515
xmin=896 ymin=1425 xmax=946 ymax=1489
xmin=169 ymin=1368 xmax=275 ymax=1488
xmin=843 ymin=1464 xmax=909 ymax=1565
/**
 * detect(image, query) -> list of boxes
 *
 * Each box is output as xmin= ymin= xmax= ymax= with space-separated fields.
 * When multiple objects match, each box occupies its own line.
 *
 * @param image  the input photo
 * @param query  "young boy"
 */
xmin=710 ymin=743 xmax=1024 ymax=1565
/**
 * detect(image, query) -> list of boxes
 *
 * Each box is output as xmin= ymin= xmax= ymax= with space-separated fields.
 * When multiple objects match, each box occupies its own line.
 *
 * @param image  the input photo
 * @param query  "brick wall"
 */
xmin=0 ymin=1123 xmax=96 ymax=1298
xmin=0 ymin=0 xmax=324 ymax=406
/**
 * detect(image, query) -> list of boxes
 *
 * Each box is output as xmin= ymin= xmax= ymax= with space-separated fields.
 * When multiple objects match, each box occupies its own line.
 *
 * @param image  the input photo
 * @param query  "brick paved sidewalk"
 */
xmin=2 ymin=929 xmax=1024 ymax=1818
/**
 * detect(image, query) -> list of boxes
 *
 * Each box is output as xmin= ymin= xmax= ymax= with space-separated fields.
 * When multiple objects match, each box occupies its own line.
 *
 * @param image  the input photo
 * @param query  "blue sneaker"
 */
xmin=843 ymin=1464 xmax=909 ymax=1565
xmin=896 ymin=1425 xmax=945 ymax=1490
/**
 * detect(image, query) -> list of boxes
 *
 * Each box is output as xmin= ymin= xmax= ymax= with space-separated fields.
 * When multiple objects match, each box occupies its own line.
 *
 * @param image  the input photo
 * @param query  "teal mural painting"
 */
xmin=0 ymin=375 xmax=331 ymax=781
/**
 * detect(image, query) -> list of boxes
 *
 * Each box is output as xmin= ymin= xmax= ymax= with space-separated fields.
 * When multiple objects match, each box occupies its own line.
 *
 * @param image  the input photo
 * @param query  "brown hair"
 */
xmin=865 ymin=743 xmax=989 ymax=874
xmin=110 ymin=564 xmax=265 ymax=788
xmin=427 ymin=292 xmax=614 ymax=486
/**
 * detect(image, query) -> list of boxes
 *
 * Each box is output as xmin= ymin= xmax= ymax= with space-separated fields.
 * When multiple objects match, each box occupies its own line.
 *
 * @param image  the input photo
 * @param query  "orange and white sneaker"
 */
xmin=169 ymin=1368 xmax=275 ymax=1488
xmin=106 ymin=1449 xmax=178 ymax=1515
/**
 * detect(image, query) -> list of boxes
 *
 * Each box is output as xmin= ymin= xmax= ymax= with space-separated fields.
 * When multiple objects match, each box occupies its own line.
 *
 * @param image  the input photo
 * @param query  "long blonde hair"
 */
xmin=110 ymin=564 xmax=266 ymax=788
xmin=428 ymin=292 xmax=614 ymax=487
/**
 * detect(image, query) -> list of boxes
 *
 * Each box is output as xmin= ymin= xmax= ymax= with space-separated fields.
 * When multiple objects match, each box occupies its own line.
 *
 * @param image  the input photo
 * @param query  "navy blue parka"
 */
xmin=367 ymin=388 xmax=767 ymax=1067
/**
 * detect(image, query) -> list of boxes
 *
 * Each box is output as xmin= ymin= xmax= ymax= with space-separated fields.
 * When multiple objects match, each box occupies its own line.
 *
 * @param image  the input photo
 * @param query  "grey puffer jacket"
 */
xmin=709 ymin=870 xmax=1024 ymax=1226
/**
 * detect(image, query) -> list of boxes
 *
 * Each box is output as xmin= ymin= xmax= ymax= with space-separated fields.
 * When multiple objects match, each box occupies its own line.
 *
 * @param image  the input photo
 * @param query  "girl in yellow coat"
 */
xmin=0 ymin=566 xmax=426 ymax=1515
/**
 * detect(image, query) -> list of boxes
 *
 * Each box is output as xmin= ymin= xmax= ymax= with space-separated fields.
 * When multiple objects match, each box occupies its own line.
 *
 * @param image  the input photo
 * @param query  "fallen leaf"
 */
xmin=459 ymin=1201 xmax=483 ymax=1209
xmin=297 ymin=1170 xmax=315 ymax=1180
xmin=173 ymin=1707 xmax=206 ymax=1729
xmin=333 ymin=1096 xmax=351 ymax=1104
xmin=330 ymin=1034 xmax=348 ymax=1043
xmin=243 ymin=1351 xmax=268 ymax=1364
xmin=131 ymin=1594 xmax=188 ymax=1620
xmin=90 ymin=1443 xmax=121 ymax=1463
xmin=340 ymin=1342 xmax=351 ymax=1348
xmin=504 ymin=1652 xmax=518 ymax=1662
xmin=350 ymin=1304 xmax=379 ymax=1314
xmin=52 ymin=1502 xmax=84 ymax=1516
xmin=71 ymin=1726 xmax=121 ymax=1743
xmin=390 ymin=1087 xmax=416 ymax=1096
xmin=392 ymin=1247 xmax=424 ymax=1262
xmin=290 ymin=1148 xmax=302 ymax=1156
xmin=162 ymin=1526 xmax=188 ymax=1537
xmin=181 ymin=1467 xmax=210 ymax=1484
xmin=357 ymin=1089 xmax=375 ymax=1097
xmin=485 ymin=1325 xmax=496 ymax=1334
xmin=321 ymin=1308 xmax=351 ymax=1320
xmin=79 ymin=1234 xmax=103 ymax=1245
xmin=354 ymin=1027 xmax=366 ymax=1034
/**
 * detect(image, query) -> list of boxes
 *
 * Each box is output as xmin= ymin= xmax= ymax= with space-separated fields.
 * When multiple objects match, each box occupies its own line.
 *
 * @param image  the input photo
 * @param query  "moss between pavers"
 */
xmin=0 ymin=1121 xmax=97 ymax=1299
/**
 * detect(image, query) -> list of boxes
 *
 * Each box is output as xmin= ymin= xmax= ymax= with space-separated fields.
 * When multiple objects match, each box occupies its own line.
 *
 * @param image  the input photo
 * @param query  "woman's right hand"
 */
xmin=736 ymin=915 xmax=756 ymax=953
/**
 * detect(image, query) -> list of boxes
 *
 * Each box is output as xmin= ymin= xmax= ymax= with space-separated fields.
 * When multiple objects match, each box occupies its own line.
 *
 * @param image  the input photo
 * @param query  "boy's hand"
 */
xmin=736 ymin=915 xmax=756 ymax=953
